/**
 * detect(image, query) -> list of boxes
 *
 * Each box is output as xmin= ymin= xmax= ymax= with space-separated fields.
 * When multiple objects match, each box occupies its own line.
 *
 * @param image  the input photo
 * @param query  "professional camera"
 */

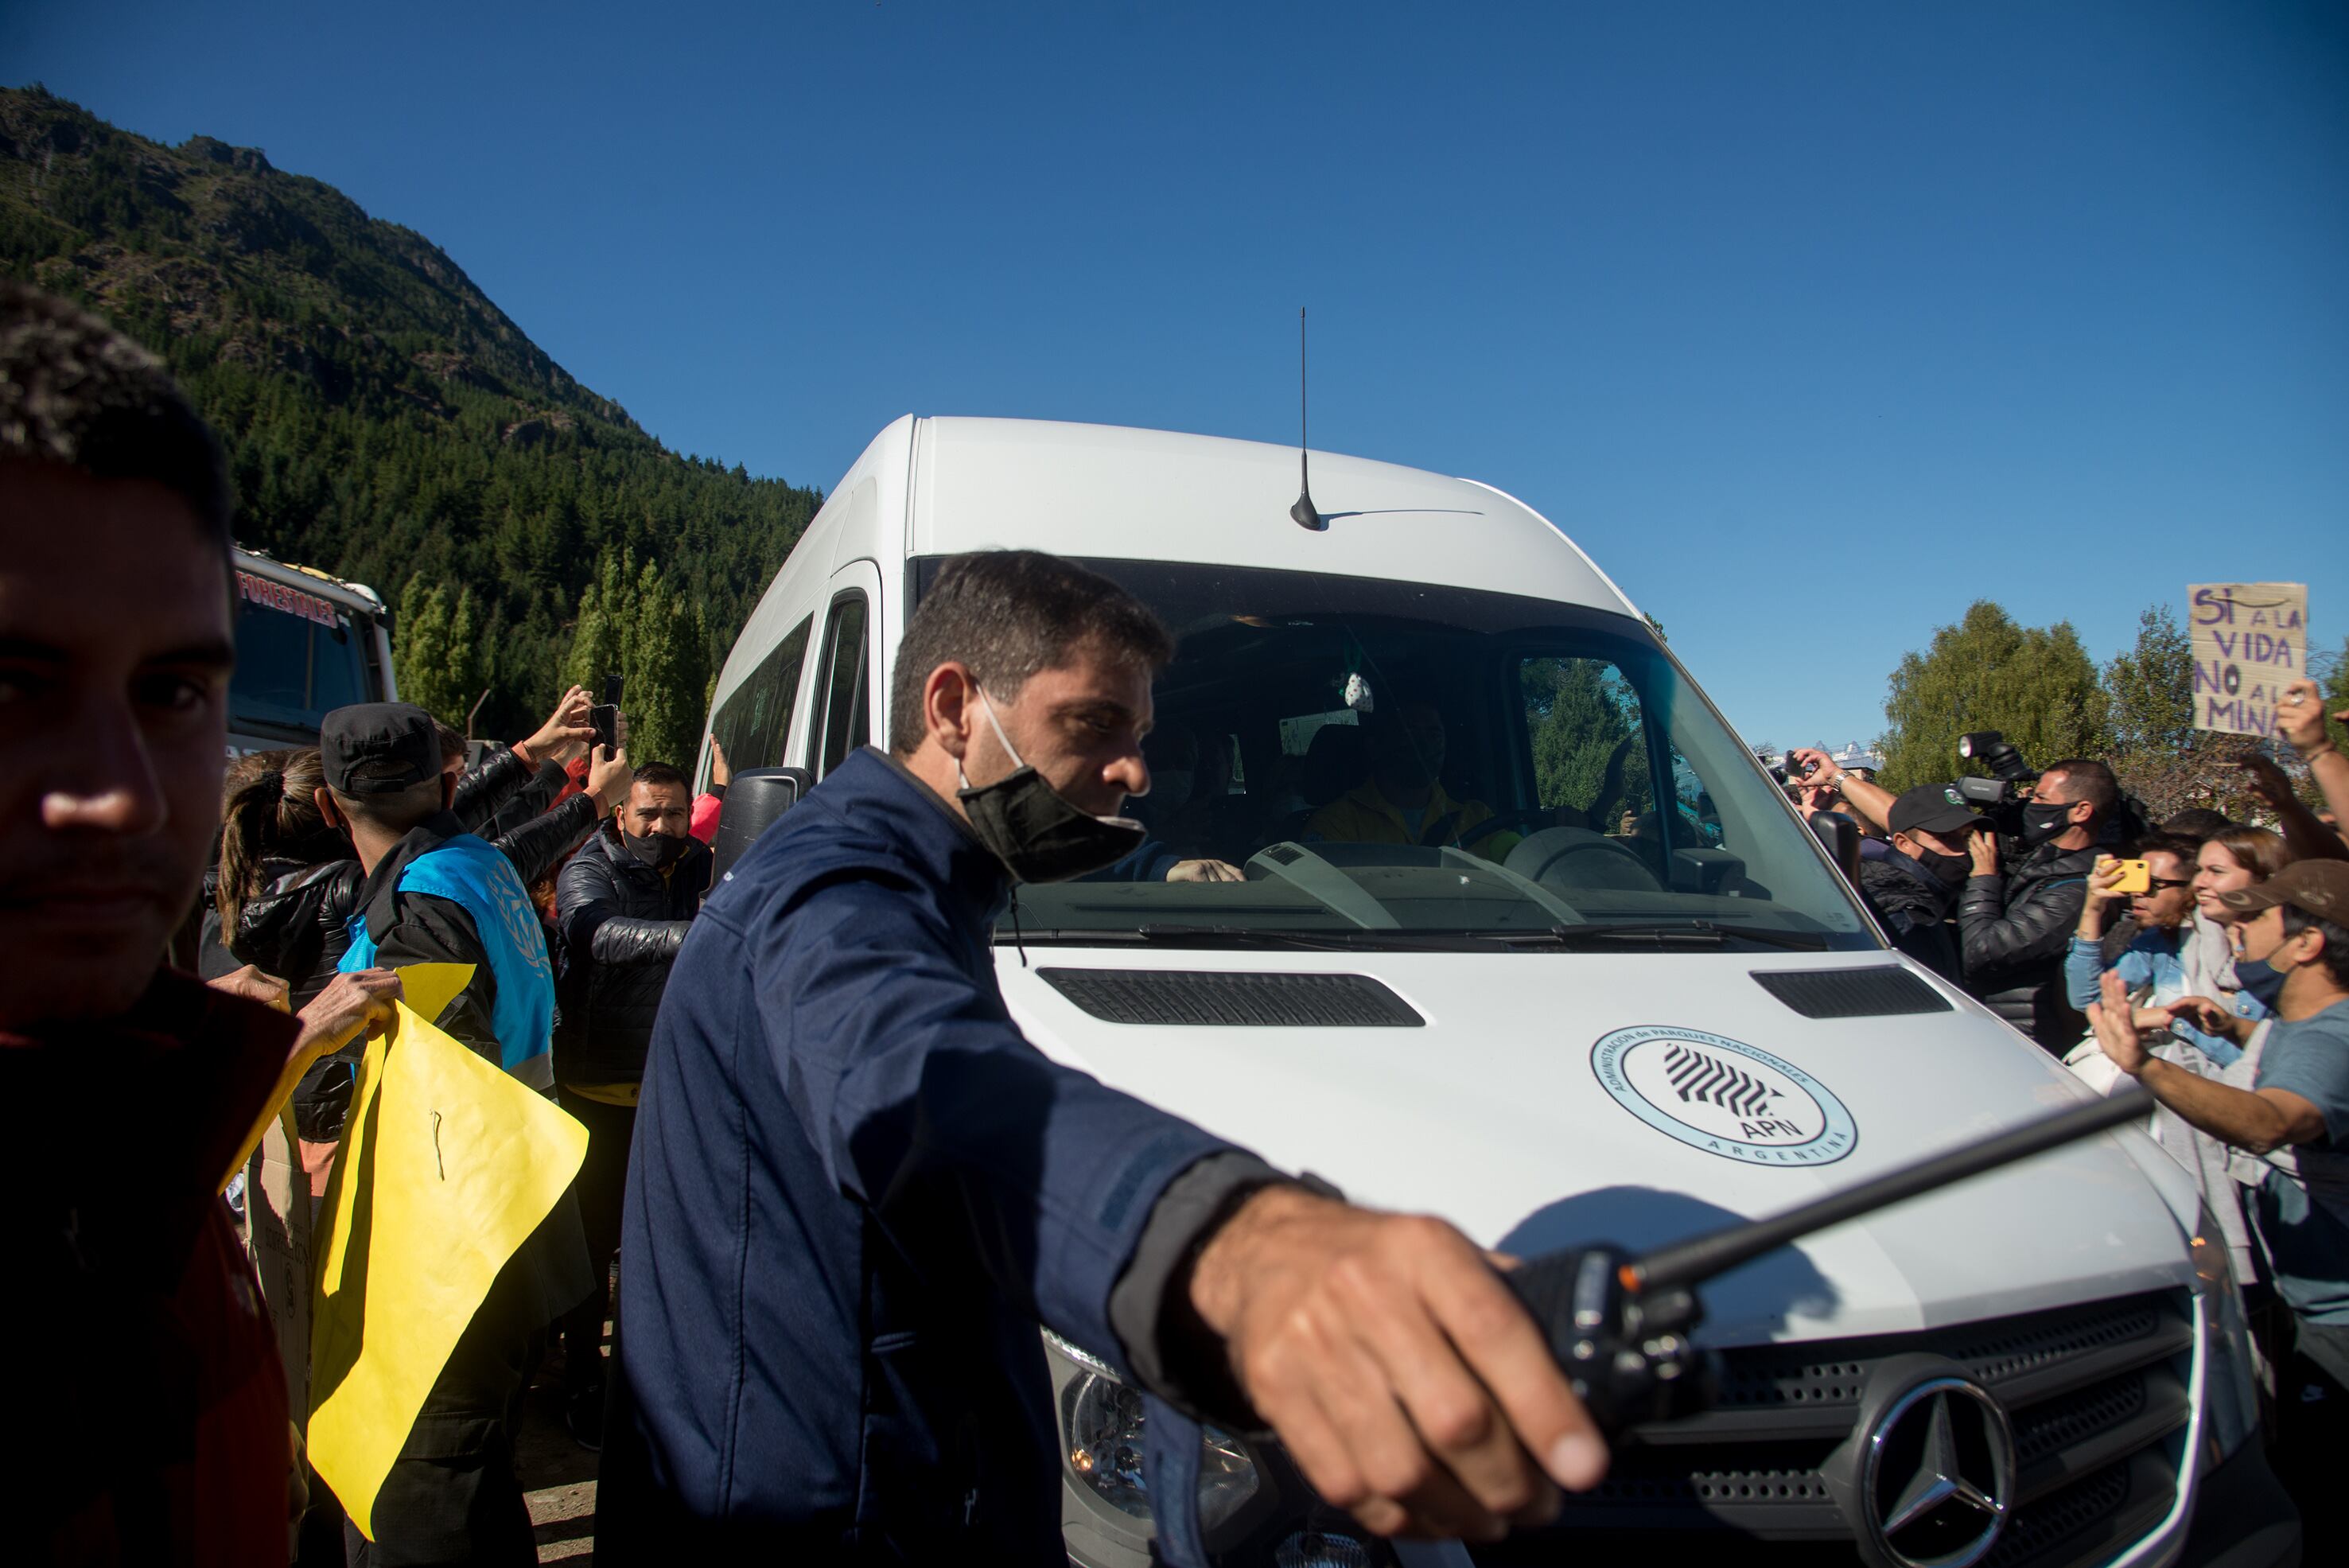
xmin=1946 ymin=732 xmax=2038 ymax=836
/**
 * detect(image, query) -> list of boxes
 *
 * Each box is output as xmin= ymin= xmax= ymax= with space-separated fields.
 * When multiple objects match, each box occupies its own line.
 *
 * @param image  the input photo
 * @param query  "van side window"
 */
xmin=815 ymin=594 xmax=870 ymax=779
xmin=710 ymin=614 xmax=813 ymax=771
xmin=1516 ymin=656 xmax=1657 ymax=834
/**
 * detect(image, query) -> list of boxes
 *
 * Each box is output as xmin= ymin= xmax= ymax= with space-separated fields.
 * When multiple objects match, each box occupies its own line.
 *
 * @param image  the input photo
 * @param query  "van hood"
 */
xmin=999 ymin=950 xmax=2197 ymax=1348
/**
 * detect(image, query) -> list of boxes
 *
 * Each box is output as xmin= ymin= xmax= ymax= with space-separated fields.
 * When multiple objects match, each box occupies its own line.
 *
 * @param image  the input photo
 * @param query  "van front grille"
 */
xmin=1469 ymin=1292 xmax=2192 ymax=1568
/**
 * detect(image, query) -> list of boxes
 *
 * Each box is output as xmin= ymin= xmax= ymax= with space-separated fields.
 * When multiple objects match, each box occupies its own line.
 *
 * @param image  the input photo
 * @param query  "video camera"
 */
xmin=1948 ymin=730 xmax=2036 ymax=832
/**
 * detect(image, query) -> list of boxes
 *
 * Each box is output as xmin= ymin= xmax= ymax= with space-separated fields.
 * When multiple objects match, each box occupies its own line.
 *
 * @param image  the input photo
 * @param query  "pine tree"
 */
xmin=622 ymin=558 xmax=704 ymax=770
xmin=393 ymin=577 xmax=481 ymax=726
xmin=564 ymin=547 xmax=634 ymax=699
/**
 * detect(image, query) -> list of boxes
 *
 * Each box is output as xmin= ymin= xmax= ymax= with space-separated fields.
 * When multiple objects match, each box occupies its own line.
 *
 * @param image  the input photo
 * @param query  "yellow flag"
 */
xmin=306 ymin=963 xmax=587 ymax=1539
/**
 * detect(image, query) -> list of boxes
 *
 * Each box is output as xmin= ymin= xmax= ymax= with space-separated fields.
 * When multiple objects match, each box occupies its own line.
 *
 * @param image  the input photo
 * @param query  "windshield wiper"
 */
xmin=995 ymin=922 xmax=1829 ymax=953
xmin=1476 ymin=921 xmax=1832 ymax=952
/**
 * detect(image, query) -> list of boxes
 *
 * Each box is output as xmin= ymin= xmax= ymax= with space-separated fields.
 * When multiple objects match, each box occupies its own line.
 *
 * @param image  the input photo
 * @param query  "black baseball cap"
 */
xmin=1888 ymin=783 xmax=1995 ymax=838
xmin=321 ymin=702 xmax=440 ymax=795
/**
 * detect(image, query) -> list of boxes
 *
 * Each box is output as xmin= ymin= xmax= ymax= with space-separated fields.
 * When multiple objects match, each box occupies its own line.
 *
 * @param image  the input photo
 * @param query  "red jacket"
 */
xmin=2 ymin=971 xmax=298 ymax=1566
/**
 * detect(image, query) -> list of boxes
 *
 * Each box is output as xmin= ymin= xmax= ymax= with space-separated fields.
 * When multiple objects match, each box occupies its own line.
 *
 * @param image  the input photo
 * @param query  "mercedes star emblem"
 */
xmin=1861 ymin=1375 xmax=2015 ymax=1568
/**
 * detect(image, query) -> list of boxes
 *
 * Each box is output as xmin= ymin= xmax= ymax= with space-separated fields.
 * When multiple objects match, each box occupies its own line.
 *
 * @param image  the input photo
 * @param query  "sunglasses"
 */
xmin=2141 ymin=877 xmax=2194 ymax=892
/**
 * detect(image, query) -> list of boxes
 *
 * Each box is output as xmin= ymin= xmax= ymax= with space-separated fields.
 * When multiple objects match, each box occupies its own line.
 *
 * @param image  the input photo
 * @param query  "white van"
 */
xmin=701 ymin=417 xmax=2292 ymax=1568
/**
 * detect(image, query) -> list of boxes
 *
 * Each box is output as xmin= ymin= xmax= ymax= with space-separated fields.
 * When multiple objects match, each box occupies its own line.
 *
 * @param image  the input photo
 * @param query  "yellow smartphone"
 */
xmin=2110 ymin=858 xmax=2150 ymax=894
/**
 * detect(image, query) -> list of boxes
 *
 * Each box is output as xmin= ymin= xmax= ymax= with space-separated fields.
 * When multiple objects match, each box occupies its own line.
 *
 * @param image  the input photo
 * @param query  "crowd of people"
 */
xmin=8 ymin=277 xmax=2347 ymax=1566
xmin=1782 ymin=712 xmax=2349 ymax=1526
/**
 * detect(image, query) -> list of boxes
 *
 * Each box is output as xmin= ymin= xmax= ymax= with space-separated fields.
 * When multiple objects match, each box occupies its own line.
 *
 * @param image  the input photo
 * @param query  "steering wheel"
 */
xmin=1500 ymin=823 xmax=1667 ymax=893
xmin=1455 ymin=806 xmax=1579 ymax=850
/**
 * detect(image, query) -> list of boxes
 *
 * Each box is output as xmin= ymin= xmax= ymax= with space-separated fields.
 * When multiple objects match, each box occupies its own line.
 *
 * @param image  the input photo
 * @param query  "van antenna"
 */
xmin=1289 ymin=307 xmax=1325 ymax=531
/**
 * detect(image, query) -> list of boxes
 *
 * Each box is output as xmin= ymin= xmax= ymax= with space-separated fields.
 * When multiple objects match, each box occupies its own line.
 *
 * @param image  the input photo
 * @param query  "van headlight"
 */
xmin=1046 ymin=1330 xmax=1262 ymax=1533
xmin=2188 ymin=1201 xmax=2260 ymax=1465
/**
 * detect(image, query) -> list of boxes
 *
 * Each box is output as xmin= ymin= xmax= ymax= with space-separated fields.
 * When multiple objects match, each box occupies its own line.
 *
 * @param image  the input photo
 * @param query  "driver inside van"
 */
xmin=1305 ymin=699 xmax=1519 ymax=860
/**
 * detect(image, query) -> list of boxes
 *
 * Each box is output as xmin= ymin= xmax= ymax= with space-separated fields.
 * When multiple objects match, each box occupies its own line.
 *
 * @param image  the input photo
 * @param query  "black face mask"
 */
xmin=2020 ymin=800 xmax=2075 ymax=847
xmin=624 ymin=829 xmax=690 ymax=870
xmin=957 ymin=691 xmax=1145 ymax=884
xmin=1915 ymin=846 xmax=1972 ymax=889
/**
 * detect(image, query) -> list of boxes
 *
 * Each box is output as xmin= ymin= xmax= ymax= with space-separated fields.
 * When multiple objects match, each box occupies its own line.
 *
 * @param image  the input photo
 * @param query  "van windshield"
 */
xmin=230 ymin=569 xmax=379 ymax=744
xmin=913 ymin=558 xmax=1878 ymax=954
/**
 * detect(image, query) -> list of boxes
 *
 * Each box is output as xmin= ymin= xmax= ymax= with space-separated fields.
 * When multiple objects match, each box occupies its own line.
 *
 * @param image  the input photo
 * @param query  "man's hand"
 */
xmin=709 ymin=737 xmax=733 ymax=790
xmin=208 ymin=963 xmax=290 ymax=1012
xmin=513 ymin=685 xmax=597 ymax=768
xmin=1188 ymin=1186 xmax=1607 ymax=1542
xmin=1968 ymin=829 xmax=2001 ymax=877
xmin=294 ymin=968 xmax=403 ymax=1058
xmin=1166 ymin=858 xmax=1244 ymax=883
xmin=589 ymin=744 xmax=635 ymax=813
xmin=220 ymin=967 xmax=404 ymax=1193
xmin=2164 ymin=994 xmax=2246 ymax=1044
xmin=2235 ymin=753 xmax=2294 ymax=812
xmin=2277 ymin=677 xmax=2338 ymax=757
xmin=2093 ymin=970 xmax=2149 ymax=1076
xmin=1785 ymin=747 xmax=1837 ymax=784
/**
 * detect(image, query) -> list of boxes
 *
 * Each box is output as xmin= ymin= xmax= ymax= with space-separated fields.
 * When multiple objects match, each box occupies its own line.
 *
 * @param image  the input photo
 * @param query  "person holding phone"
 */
xmin=2067 ymin=833 xmax=2204 ymax=1046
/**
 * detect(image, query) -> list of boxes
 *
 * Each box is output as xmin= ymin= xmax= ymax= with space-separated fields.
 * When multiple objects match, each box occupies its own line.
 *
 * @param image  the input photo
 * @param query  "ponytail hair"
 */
xmin=216 ymin=748 xmax=331 ymax=932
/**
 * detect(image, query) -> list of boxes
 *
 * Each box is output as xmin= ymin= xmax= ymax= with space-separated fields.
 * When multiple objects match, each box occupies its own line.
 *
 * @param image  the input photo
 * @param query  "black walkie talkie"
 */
xmin=1504 ymin=1091 xmax=2156 ymax=1437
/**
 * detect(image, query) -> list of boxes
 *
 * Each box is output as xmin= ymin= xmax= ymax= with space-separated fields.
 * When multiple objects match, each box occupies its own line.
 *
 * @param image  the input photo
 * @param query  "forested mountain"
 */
xmin=0 ymin=84 xmax=819 ymax=755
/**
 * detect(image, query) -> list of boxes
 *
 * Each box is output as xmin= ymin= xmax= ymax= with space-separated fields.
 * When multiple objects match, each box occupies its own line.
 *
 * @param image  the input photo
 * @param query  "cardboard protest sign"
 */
xmin=2189 ymin=583 xmax=2308 ymax=737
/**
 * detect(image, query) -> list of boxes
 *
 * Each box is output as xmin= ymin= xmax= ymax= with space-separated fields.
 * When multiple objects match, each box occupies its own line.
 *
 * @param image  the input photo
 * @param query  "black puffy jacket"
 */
xmin=1958 ymin=841 xmax=2102 ymax=1050
xmin=554 ymin=824 xmax=714 ymax=1087
xmin=1857 ymin=850 xmax=1962 ymax=983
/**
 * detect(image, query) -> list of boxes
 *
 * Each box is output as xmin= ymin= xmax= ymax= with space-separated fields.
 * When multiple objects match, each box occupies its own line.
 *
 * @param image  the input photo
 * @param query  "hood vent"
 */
xmin=1038 ymin=968 xmax=1423 ymax=1028
xmin=1751 ymin=966 xmax=1950 ymax=1019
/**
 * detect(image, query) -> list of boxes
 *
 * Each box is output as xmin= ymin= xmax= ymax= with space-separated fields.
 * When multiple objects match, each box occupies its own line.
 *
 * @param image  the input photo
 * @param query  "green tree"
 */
xmin=393 ymin=576 xmax=480 ymax=727
xmin=2104 ymin=605 xmax=2194 ymax=755
xmin=562 ymin=547 xmax=707 ymax=769
xmin=563 ymin=547 xmax=633 ymax=700
xmin=1878 ymin=601 xmax=2111 ymax=791
xmin=620 ymin=558 xmax=707 ymax=770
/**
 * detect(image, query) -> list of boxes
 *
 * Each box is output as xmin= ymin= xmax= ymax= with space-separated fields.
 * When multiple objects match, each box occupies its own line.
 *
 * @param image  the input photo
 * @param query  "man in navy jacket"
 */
xmin=600 ymin=551 xmax=1605 ymax=1563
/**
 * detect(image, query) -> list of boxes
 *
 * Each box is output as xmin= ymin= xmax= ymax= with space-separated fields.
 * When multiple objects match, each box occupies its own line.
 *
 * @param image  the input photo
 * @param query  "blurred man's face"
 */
xmin=621 ymin=780 xmax=692 ymax=839
xmin=1372 ymin=703 xmax=1447 ymax=792
xmin=0 ymin=462 xmax=233 ymax=1029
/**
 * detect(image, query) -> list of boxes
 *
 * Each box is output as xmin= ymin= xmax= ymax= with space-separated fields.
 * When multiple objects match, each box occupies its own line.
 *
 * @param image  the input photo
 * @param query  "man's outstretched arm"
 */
xmin=2093 ymin=971 xmax=2323 ymax=1154
xmin=759 ymin=871 xmax=1607 ymax=1545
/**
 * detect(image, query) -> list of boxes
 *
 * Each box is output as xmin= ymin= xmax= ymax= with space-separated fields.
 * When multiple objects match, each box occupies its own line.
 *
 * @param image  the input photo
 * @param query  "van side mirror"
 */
xmin=1809 ymin=811 xmax=1862 ymax=881
xmin=710 ymin=766 xmax=815 ymax=884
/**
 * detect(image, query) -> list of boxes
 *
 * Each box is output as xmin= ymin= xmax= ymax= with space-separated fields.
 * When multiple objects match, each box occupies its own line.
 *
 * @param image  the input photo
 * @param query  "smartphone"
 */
xmin=589 ymin=674 xmax=624 ymax=754
xmin=2110 ymin=858 xmax=2150 ymax=894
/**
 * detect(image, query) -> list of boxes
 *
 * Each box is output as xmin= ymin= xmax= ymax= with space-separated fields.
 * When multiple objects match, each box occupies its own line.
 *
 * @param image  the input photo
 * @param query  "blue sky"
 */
xmin=10 ymin=1 xmax=2346 ymax=750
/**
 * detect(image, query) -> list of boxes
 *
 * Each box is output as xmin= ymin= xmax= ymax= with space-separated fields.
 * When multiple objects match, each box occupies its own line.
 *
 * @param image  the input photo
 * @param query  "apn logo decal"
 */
xmin=1592 ymin=1025 xmax=1857 ymax=1165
